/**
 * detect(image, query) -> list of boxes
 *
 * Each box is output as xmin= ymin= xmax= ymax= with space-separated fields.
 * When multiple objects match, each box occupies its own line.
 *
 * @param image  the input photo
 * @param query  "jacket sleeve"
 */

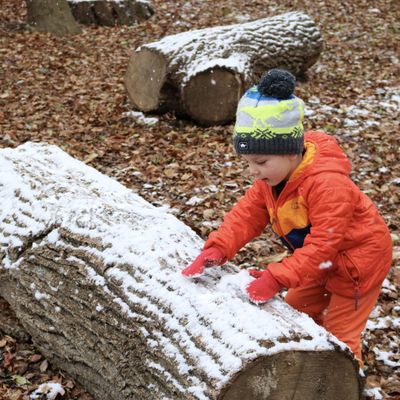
xmin=203 ymin=180 xmax=270 ymax=260
xmin=268 ymin=174 xmax=356 ymax=288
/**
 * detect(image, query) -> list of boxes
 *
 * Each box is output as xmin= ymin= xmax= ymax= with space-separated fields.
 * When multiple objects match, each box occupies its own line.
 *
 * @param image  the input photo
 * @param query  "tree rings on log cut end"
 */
xmin=124 ymin=49 xmax=167 ymax=112
xmin=219 ymin=351 xmax=362 ymax=400
xmin=182 ymin=68 xmax=244 ymax=126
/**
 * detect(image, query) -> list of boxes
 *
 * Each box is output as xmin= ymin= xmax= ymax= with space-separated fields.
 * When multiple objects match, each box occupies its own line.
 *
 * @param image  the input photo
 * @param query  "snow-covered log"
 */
xmin=0 ymin=143 xmax=362 ymax=400
xmin=124 ymin=11 xmax=323 ymax=126
xmin=68 ymin=0 xmax=154 ymax=26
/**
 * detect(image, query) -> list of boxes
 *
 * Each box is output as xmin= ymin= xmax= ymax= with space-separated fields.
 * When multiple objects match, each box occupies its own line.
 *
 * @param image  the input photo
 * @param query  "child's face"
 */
xmin=242 ymin=153 xmax=302 ymax=187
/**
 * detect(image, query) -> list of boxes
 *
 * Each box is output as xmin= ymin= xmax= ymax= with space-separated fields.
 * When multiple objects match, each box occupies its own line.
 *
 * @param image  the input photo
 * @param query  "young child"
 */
xmin=181 ymin=69 xmax=392 ymax=365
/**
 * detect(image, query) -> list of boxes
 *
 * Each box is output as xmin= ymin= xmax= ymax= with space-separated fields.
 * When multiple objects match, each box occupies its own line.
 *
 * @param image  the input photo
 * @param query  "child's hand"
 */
xmin=181 ymin=247 xmax=225 ymax=277
xmin=246 ymin=269 xmax=282 ymax=304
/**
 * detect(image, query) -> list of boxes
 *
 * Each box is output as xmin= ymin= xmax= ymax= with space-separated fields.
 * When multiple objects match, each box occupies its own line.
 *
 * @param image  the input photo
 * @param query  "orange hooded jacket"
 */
xmin=204 ymin=131 xmax=392 ymax=299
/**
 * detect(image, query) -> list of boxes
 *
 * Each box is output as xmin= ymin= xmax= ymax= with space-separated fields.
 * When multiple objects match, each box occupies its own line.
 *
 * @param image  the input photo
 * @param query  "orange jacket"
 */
xmin=204 ymin=131 xmax=392 ymax=299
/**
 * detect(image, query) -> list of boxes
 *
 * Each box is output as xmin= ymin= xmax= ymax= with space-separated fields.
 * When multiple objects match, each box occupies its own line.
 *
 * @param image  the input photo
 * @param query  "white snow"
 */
xmin=364 ymin=387 xmax=383 ymax=399
xmin=145 ymin=12 xmax=316 ymax=84
xmin=30 ymin=382 xmax=65 ymax=400
xmin=306 ymin=86 xmax=400 ymax=138
xmin=319 ymin=260 xmax=332 ymax=270
xmin=185 ymin=196 xmax=206 ymax=206
xmin=123 ymin=111 xmax=159 ymax=125
xmin=373 ymin=348 xmax=400 ymax=368
xmin=34 ymin=291 xmax=50 ymax=301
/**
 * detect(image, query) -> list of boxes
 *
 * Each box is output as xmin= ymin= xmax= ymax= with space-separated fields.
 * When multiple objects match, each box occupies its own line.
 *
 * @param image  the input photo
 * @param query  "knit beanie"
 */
xmin=233 ymin=69 xmax=305 ymax=155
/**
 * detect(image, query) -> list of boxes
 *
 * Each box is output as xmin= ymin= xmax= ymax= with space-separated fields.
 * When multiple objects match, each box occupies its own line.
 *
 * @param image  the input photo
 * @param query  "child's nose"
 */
xmin=249 ymin=165 xmax=260 ymax=177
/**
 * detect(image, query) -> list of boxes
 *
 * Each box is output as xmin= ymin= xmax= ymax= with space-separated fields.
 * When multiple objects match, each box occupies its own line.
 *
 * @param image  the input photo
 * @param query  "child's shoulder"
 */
xmin=303 ymin=130 xmax=351 ymax=177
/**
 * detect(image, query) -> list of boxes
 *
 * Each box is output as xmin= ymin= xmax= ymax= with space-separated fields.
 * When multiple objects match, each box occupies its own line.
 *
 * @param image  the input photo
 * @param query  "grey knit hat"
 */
xmin=233 ymin=69 xmax=305 ymax=155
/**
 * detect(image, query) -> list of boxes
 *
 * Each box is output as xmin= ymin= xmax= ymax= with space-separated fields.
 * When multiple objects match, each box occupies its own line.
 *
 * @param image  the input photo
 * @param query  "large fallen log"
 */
xmin=124 ymin=11 xmax=323 ymax=126
xmin=0 ymin=143 xmax=361 ymax=400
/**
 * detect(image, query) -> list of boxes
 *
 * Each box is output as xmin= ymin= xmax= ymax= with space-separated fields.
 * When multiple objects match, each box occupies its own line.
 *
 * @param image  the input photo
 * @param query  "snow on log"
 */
xmin=124 ymin=11 xmax=323 ymax=126
xmin=0 ymin=143 xmax=362 ymax=400
xmin=68 ymin=0 xmax=154 ymax=26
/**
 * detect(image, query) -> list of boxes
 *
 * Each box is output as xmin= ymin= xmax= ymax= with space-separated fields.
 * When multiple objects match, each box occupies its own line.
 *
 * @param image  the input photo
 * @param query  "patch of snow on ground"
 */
xmin=123 ymin=111 xmax=159 ymax=125
xmin=30 ymin=382 xmax=65 ymax=400
xmin=306 ymin=86 xmax=400 ymax=136
xmin=364 ymin=387 xmax=383 ymax=400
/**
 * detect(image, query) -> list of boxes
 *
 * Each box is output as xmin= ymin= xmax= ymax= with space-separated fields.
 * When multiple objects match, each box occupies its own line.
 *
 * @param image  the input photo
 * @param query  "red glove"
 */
xmin=246 ymin=269 xmax=282 ymax=304
xmin=182 ymin=247 xmax=225 ymax=277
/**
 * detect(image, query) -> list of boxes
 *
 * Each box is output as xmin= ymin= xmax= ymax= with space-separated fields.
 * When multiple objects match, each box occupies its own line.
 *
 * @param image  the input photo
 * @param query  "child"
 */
xmin=181 ymin=69 xmax=392 ymax=365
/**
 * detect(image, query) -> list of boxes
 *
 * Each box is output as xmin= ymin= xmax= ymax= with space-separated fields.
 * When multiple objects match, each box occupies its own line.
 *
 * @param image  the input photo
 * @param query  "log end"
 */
xmin=182 ymin=68 xmax=244 ymax=126
xmin=219 ymin=350 xmax=362 ymax=400
xmin=124 ymin=48 xmax=167 ymax=112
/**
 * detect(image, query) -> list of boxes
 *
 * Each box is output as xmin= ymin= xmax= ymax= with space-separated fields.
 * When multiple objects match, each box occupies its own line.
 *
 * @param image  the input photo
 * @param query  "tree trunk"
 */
xmin=0 ymin=143 xmax=362 ymax=400
xmin=26 ymin=0 xmax=82 ymax=37
xmin=124 ymin=11 xmax=323 ymax=126
xmin=68 ymin=0 xmax=154 ymax=26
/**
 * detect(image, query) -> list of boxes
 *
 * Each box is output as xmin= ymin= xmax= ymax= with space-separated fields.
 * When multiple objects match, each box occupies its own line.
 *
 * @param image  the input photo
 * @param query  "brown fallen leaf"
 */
xmin=29 ymin=354 xmax=42 ymax=363
xmin=39 ymin=359 xmax=49 ymax=372
xmin=84 ymin=153 xmax=99 ymax=164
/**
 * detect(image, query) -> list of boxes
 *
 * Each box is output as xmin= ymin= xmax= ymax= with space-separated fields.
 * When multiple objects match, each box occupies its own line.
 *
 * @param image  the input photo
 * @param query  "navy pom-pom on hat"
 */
xmin=257 ymin=69 xmax=296 ymax=100
xmin=233 ymin=68 xmax=304 ymax=155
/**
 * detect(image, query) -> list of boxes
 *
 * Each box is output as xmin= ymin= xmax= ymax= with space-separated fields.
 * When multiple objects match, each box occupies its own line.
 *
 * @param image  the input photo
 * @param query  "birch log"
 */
xmin=0 ymin=143 xmax=361 ymax=400
xmin=124 ymin=11 xmax=323 ymax=126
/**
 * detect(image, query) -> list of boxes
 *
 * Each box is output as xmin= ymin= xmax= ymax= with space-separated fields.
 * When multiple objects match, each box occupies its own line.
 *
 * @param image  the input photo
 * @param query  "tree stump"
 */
xmin=68 ymin=0 xmax=154 ymax=26
xmin=0 ymin=143 xmax=362 ymax=400
xmin=26 ymin=0 xmax=82 ymax=37
xmin=124 ymin=11 xmax=323 ymax=126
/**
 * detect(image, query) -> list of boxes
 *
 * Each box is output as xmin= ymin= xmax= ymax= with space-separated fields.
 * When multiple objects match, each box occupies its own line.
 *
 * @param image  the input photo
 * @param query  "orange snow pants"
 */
xmin=285 ymin=284 xmax=382 ymax=363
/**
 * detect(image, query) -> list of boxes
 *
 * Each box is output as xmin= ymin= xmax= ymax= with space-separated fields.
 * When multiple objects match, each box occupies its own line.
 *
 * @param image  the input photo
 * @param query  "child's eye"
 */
xmin=256 ymin=160 xmax=267 ymax=165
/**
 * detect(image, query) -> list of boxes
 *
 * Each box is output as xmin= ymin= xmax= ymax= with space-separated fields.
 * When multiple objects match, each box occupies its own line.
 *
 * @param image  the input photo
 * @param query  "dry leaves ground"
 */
xmin=0 ymin=0 xmax=399 ymax=399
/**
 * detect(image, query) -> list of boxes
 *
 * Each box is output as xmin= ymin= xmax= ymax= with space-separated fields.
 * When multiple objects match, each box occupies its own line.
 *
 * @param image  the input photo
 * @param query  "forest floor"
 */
xmin=0 ymin=0 xmax=399 ymax=399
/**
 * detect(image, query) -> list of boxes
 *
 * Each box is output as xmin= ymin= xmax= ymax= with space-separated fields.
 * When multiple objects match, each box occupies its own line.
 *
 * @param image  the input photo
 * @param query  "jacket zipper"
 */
xmin=271 ymin=185 xmax=296 ymax=252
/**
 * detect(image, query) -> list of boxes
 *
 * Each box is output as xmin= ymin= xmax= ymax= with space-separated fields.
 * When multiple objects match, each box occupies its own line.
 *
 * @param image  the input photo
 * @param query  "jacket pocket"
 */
xmin=340 ymin=253 xmax=360 ymax=283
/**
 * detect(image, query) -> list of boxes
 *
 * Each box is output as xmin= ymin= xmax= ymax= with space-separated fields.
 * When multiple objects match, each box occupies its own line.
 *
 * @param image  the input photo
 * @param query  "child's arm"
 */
xmin=182 ymin=180 xmax=269 ymax=277
xmin=203 ymin=179 xmax=270 ymax=260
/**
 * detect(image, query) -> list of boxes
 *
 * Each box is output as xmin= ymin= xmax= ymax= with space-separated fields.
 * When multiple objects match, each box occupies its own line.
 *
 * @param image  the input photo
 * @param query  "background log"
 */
xmin=26 ymin=0 xmax=82 ymax=37
xmin=124 ymin=11 xmax=323 ymax=126
xmin=0 ymin=143 xmax=361 ymax=400
xmin=68 ymin=0 xmax=154 ymax=26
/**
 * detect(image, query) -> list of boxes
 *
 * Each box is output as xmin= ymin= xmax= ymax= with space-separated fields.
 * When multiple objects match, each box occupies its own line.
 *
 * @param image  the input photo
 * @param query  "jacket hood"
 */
xmin=289 ymin=131 xmax=351 ymax=183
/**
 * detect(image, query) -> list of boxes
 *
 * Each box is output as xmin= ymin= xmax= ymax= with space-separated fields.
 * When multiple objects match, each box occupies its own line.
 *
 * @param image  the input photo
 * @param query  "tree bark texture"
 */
xmin=0 ymin=143 xmax=362 ymax=400
xmin=124 ymin=11 xmax=323 ymax=126
xmin=26 ymin=0 xmax=82 ymax=37
xmin=68 ymin=0 xmax=154 ymax=26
